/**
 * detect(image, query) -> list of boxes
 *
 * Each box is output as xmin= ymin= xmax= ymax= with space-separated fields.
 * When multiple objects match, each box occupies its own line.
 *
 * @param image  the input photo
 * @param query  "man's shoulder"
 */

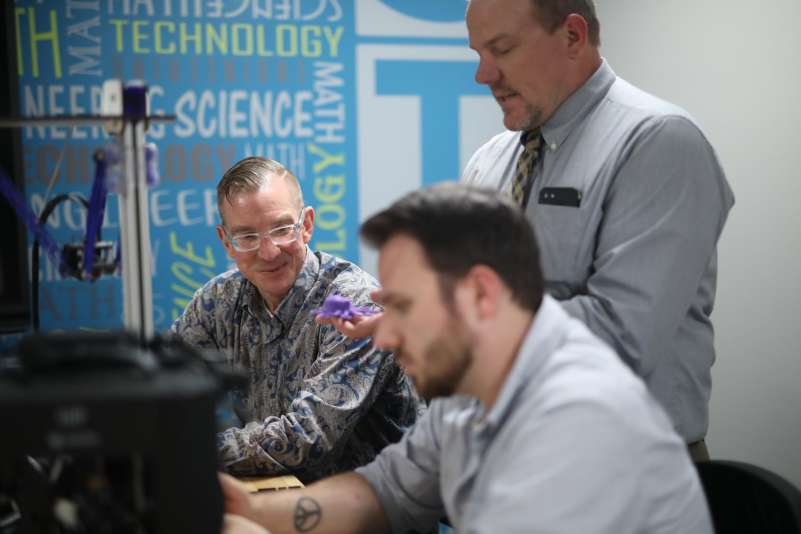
xmin=179 ymin=268 xmax=250 ymax=319
xmin=515 ymin=300 xmax=658 ymax=423
xmin=471 ymin=130 xmax=519 ymax=161
xmin=605 ymin=76 xmax=697 ymax=126
xmin=198 ymin=268 xmax=248 ymax=297
xmin=529 ymin=334 xmax=679 ymax=451
xmin=169 ymin=268 xmax=246 ymax=338
xmin=583 ymin=76 xmax=720 ymax=169
xmin=462 ymin=130 xmax=520 ymax=185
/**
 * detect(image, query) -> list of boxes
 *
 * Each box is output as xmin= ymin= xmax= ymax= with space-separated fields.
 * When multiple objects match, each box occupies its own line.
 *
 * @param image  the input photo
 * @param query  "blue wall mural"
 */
xmin=11 ymin=0 xmax=498 ymax=333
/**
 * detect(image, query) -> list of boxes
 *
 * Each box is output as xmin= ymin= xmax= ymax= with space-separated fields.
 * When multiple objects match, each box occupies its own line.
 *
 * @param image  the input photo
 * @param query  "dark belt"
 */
xmin=687 ymin=440 xmax=710 ymax=462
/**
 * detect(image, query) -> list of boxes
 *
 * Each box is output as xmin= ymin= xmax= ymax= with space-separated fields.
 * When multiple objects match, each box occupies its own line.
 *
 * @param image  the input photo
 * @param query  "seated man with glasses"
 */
xmin=171 ymin=156 xmax=422 ymax=483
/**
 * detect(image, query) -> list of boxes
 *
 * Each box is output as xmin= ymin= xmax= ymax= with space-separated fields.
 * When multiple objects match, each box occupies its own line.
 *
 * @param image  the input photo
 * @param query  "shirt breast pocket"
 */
xmin=529 ymin=200 xmax=596 ymax=298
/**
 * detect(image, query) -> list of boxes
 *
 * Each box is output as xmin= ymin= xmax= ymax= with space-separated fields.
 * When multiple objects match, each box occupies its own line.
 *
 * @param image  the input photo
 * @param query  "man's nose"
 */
xmin=256 ymin=235 xmax=282 ymax=260
xmin=475 ymin=56 xmax=500 ymax=85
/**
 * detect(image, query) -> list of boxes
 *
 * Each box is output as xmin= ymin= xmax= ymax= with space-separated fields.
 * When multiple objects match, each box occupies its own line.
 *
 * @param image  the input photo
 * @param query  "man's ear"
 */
xmin=563 ymin=13 xmax=589 ymax=58
xmin=216 ymin=224 xmax=235 ymax=258
xmin=454 ymin=265 xmax=501 ymax=323
xmin=301 ymin=206 xmax=315 ymax=244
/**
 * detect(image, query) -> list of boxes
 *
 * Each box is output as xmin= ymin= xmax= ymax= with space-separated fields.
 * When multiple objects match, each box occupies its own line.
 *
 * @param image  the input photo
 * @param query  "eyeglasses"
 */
xmin=224 ymin=208 xmax=306 ymax=253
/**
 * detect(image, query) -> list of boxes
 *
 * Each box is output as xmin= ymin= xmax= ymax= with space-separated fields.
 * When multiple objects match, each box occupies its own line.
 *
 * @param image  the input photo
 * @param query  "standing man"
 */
xmin=220 ymin=184 xmax=712 ymax=534
xmin=171 ymin=157 xmax=421 ymax=483
xmin=460 ymin=0 xmax=735 ymax=457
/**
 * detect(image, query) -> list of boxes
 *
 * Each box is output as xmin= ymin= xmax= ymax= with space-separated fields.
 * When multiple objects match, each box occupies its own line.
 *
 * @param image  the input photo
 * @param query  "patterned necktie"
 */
xmin=510 ymin=129 xmax=543 ymax=208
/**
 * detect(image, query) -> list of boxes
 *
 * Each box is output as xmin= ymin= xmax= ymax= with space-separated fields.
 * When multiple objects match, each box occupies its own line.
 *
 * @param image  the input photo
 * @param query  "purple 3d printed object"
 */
xmin=315 ymin=294 xmax=377 ymax=321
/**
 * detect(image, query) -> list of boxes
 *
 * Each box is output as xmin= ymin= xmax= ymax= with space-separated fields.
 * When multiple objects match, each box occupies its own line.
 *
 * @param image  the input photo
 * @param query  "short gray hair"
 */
xmin=216 ymin=157 xmax=304 ymax=225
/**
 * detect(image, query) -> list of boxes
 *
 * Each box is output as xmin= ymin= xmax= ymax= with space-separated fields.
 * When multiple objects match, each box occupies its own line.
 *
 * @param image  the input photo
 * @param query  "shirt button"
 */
xmin=550 ymin=143 xmax=557 ymax=151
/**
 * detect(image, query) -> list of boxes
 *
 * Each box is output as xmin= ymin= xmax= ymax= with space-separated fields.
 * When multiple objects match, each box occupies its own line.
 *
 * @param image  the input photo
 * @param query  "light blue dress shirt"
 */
xmin=357 ymin=296 xmax=712 ymax=534
xmin=462 ymin=60 xmax=735 ymax=442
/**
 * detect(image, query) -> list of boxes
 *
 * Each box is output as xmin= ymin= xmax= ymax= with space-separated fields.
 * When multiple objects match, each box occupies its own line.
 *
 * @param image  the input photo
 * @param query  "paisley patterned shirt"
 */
xmin=171 ymin=248 xmax=422 ymax=483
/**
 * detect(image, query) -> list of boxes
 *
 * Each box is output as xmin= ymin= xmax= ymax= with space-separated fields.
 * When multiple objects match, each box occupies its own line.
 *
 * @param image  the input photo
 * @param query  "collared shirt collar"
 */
xmin=537 ymin=59 xmax=616 ymax=150
xmin=243 ymin=246 xmax=320 ymax=326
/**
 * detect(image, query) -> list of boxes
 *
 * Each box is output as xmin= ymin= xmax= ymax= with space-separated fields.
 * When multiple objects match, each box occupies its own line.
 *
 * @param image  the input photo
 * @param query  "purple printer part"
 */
xmin=314 ymin=294 xmax=377 ymax=321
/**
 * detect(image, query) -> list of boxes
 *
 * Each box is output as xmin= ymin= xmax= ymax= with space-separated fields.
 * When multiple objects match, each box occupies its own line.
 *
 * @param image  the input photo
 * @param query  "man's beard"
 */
xmin=413 ymin=331 xmax=473 ymax=402
xmin=510 ymin=102 xmax=543 ymax=132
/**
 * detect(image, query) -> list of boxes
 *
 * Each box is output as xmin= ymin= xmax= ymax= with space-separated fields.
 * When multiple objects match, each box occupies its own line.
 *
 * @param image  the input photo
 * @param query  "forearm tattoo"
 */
xmin=294 ymin=496 xmax=322 ymax=532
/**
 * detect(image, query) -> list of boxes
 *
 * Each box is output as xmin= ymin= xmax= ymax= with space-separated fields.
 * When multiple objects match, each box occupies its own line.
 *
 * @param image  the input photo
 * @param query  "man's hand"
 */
xmin=219 ymin=473 xmax=257 ymax=520
xmin=315 ymin=288 xmax=385 ymax=339
xmin=315 ymin=313 xmax=382 ymax=339
xmin=223 ymin=513 xmax=271 ymax=534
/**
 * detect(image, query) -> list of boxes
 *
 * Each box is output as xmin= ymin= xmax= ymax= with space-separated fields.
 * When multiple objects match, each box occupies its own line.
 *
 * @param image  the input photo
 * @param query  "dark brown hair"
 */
xmin=361 ymin=183 xmax=544 ymax=313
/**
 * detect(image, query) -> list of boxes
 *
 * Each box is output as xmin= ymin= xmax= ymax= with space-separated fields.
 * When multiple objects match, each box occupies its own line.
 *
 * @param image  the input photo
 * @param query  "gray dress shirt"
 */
xmin=171 ymin=248 xmax=423 ymax=483
xmin=357 ymin=296 xmax=712 ymax=534
xmin=462 ymin=60 xmax=735 ymax=442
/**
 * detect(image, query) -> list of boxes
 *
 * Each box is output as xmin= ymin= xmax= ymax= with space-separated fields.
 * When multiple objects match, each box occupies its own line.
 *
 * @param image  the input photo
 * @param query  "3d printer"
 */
xmin=0 ymin=78 xmax=235 ymax=533
xmin=0 ymin=332 xmax=230 ymax=534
